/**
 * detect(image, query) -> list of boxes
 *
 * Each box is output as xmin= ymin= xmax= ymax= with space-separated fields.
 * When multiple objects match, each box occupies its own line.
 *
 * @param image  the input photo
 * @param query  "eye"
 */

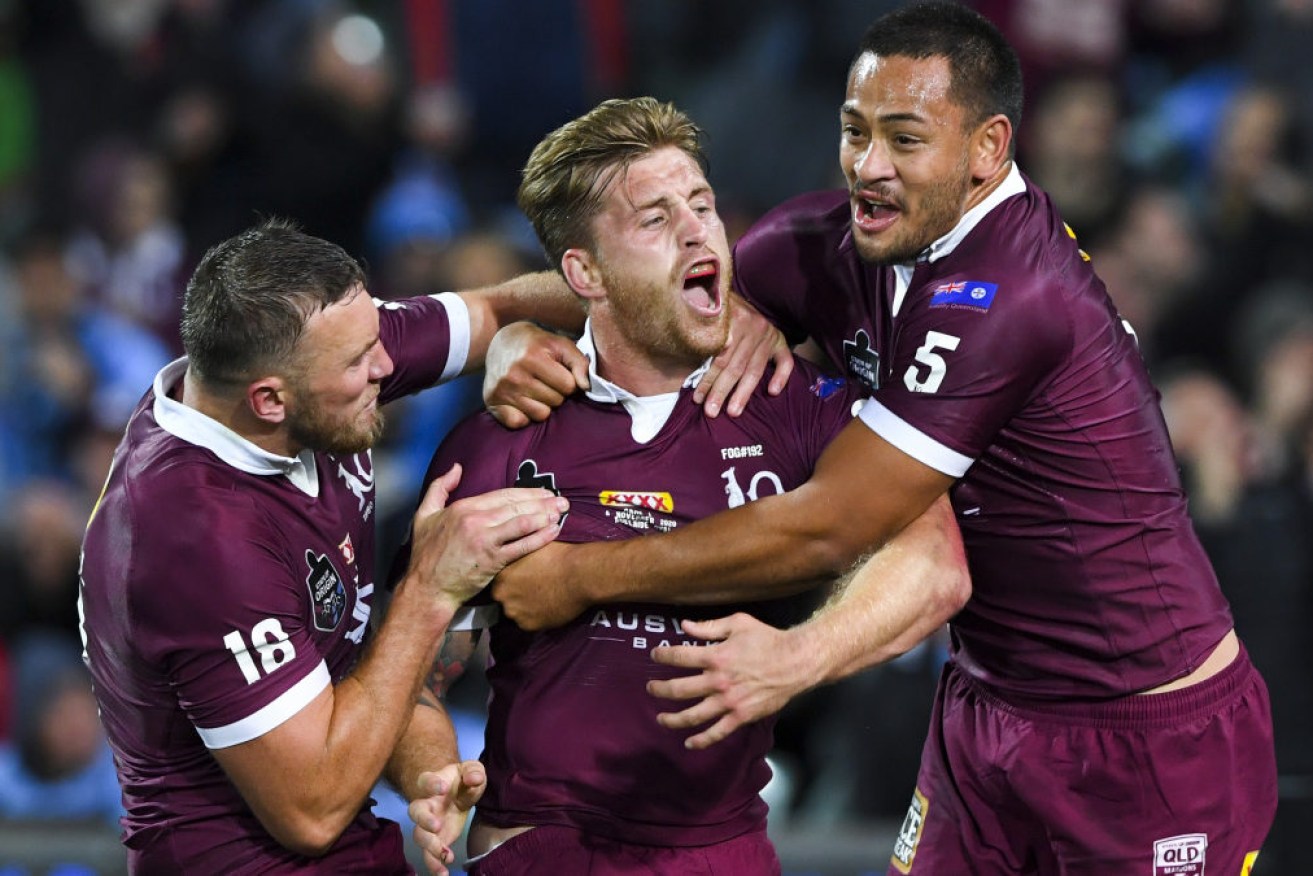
xmin=641 ymin=214 xmax=666 ymax=228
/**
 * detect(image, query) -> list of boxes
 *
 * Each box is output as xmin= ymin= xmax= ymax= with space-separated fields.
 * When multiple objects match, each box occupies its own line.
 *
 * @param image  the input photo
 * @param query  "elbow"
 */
xmin=933 ymin=555 xmax=972 ymax=623
xmin=264 ymin=810 xmax=354 ymax=859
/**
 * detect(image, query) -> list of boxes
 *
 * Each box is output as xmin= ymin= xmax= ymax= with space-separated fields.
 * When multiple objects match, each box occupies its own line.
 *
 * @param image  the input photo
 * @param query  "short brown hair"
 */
xmin=180 ymin=218 xmax=365 ymax=385
xmin=517 ymin=97 xmax=706 ymax=269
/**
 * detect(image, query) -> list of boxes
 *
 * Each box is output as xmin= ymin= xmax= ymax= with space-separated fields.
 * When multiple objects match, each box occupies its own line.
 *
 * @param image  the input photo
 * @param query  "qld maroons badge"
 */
xmin=304 ymin=549 xmax=347 ymax=631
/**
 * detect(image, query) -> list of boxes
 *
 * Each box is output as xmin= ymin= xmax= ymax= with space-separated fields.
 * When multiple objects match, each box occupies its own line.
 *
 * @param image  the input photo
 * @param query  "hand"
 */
xmin=483 ymin=322 xmax=589 ymax=428
xmin=647 ymin=613 xmax=808 ymax=750
xmin=491 ymin=543 xmax=590 ymax=631
xmin=408 ymin=761 xmax=487 ymax=876
xmin=693 ymin=294 xmax=792 ymax=418
xmin=407 ymin=465 xmax=569 ymax=609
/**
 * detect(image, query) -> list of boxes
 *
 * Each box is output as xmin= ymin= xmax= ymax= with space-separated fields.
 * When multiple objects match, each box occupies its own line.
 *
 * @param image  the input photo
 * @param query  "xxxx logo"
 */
xmin=599 ymin=491 xmax=673 ymax=513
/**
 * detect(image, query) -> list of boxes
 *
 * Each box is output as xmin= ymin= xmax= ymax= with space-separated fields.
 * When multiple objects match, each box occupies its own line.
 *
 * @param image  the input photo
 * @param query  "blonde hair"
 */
xmin=518 ymin=97 xmax=706 ymax=269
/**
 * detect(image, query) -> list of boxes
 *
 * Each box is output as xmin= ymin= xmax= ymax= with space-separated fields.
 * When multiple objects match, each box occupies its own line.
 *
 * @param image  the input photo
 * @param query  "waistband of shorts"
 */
xmin=954 ymin=642 xmax=1257 ymax=729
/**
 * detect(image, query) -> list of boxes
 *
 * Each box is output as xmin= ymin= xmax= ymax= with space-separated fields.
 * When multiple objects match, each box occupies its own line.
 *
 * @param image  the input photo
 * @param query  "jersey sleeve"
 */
xmin=859 ymin=272 xmax=1070 ymax=477
xmin=391 ymin=411 xmax=519 ymax=629
xmin=732 ymin=192 xmax=849 ymax=348
xmin=131 ymin=489 xmax=329 ymax=749
xmin=377 ymin=292 xmax=473 ymax=403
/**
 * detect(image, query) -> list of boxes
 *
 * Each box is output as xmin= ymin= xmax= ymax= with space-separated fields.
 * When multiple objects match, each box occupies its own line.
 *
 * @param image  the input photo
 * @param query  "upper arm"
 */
xmin=874 ymin=278 xmax=1068 ymax=463
xmin=136 ymin=499 xmax=328 ymax=749
xmin=209 ymin=683 xmax=337 ymax=846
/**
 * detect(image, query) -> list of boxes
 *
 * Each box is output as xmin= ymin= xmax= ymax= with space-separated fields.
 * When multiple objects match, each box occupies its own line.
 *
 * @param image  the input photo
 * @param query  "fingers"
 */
xmin=488 ymin=404 xmax=531 ymax=430
xmin=647 ymin=668 xmax=717 ymax=701
xmin=766 ymin=343 xmax=794 ymax=395
xmin=410 ymin=488 xmax=568 ymax=603
xmin=563 ymin=344 xmax=591 ymax=391
xmin=681 ymin=715 xmax=744 ymax=751
xmin=482 ymin=326 xmax=587 ymax=429
xmin=417 ymin=465 xmax=462 ymax=515
xmin=694 ymin=295 xmax=789 ymax=417
xmin=452 ymin=759 xmax=487 ymax=809
xmin=697 ymin=350 xmax=744 ymax=418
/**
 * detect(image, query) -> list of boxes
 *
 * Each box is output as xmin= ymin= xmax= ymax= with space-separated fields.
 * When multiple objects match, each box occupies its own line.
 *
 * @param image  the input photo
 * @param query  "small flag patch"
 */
xmin=930 ymin=280 xmax=998 ymax=311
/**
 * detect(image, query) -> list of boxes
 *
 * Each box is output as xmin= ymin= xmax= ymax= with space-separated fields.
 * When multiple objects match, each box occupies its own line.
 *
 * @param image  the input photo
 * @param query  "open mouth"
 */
xmin=681 ymin=260 xmax=723 ymax=316
xmin=852 ymin=192 xmax=900 ymax=233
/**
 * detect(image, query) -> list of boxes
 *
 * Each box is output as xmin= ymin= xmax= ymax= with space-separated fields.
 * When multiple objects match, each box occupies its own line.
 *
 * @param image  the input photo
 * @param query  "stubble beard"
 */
xmin=603 ymin=267 xmax=730 ymax=366
xmin=852 ymin=157 xmax=972 ymax=266
xmin=287 ymin=398 xmax=386 ymax=455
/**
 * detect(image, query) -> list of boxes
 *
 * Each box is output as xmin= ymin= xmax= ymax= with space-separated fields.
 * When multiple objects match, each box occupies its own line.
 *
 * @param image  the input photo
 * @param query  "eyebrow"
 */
xmin=842 ymin=104 xmax=926 ymax=126
xmin=633 ymin=184 xmax=713 ymax=212
xmin=351 ymin=333 xmax=380 ymax=363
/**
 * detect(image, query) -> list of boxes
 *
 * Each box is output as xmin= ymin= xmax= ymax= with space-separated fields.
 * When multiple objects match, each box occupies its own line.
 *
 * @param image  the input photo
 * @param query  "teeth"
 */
xmin=686 ymin=263 xmax=715 ymax=278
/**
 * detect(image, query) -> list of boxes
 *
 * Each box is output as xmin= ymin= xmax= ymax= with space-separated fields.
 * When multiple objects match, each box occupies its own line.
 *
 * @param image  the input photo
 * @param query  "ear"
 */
xmin=970 ymin=114 xmax=1013 ymax=182
xmin=561 ymin=248 xmax=606 ymax=304
xmin=247 ymin=376 xmax=289 ymax=424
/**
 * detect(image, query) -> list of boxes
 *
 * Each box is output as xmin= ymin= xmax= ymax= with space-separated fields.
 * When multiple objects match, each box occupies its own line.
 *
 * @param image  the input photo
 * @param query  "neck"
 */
xmin=589 ymin=326 xmax=695 ymax=398
xmin=962 ymin=159 xmax=1013 ymax=214
xmin=181 ymin=369 xmax=297 ymax=458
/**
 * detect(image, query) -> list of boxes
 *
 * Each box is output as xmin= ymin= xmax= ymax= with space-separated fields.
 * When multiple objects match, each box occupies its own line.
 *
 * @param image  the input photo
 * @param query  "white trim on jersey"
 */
xmin=196 ymin=661 xmax=332 ymax=750
xmin=153 ymin=357 xmax=321 ymax=497
xmin=857 ymin=398 xmax=974 ymax=477
xmin=432 ymin=292 xmax=471 ymax=381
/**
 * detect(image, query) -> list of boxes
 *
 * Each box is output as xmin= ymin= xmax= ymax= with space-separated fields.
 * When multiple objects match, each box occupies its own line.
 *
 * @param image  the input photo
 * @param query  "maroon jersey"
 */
xmin=428 ymin=335 xmax=863 ymax=846
xmin=734 ymin=165 xmax=1232 ymax=700
xmin=78 ymin=293 xmax=470 ymax=873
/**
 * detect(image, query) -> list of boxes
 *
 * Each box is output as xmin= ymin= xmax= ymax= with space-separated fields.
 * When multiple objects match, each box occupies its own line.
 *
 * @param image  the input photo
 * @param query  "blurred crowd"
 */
xmin=0 ymin=0 xmax=1310 ymax=872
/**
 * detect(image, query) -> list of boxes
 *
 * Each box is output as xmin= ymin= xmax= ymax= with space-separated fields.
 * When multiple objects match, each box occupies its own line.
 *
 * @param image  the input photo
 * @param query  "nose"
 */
xmin=676 ymin=202 xmax=709 ymax=247
xmin=369 ymin=344 xmax=394 ymax=381
xmin=852 ymin=140 xmax=894 ymax=186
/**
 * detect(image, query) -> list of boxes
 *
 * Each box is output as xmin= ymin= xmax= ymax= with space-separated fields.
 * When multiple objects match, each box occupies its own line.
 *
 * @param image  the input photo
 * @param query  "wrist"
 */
xmin=392 ymin=575 xmax=462 ymax=632
xmin=788 ymin=621 xmax=835 ymax=691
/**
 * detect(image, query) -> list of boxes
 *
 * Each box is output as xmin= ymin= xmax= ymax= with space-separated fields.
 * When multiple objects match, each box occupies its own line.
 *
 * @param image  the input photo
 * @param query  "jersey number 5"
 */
xmin=904 ymin=330 xmax=961 ymax=394
xmin=223 ymin=619 xmax=296 ymax=684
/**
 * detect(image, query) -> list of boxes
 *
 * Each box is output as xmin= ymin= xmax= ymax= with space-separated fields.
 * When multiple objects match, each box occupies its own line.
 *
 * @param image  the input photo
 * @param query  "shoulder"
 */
xmin=736 ymin=190 xmax=850 ymax=261
xmin=731 ymin=358 xmax=864 ymax=437
xmin=428 ymin=407 xmax=538 ymax=496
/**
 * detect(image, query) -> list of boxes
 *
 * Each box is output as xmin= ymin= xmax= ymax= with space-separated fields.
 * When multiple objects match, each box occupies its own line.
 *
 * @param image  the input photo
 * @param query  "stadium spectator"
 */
xmin=0 ymin=228 xmax=171 ymax=503
xmin=0 ymin=640 xmax=122 ymax=826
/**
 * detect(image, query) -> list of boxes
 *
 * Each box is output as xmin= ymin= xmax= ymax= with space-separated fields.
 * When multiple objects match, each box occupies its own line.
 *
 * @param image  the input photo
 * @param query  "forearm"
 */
xmin=579 ymin=427 xmax=949 ymax=605
xmin=463 ymin=271 xmax=584 ymax=369
xmin=321 ymin=580 xmax=456 ymax=800
xmin=577 ymin=484 xmax=859 ymax=605
xmin=794 ymin=500 xmax=969 ymax=687
xmin=384 ymin=698 xmax=461 ymax=802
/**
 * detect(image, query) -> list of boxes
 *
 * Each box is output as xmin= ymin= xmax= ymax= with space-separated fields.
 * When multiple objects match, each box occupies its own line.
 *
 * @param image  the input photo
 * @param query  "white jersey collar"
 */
xmin=577 ymin=321 xmax=710 ymax=444
xmin=152 ymin=357 xmax=321 ymax=497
